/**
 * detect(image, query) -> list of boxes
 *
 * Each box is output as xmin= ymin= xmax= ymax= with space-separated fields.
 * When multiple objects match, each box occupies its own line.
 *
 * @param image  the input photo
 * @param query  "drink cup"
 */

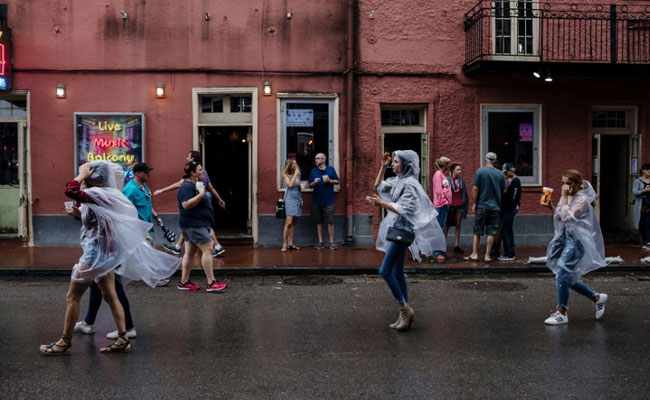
xmin=64 ymin=201 xmax=74 ymax=212
xmin=540 ymin=187 xmax=553 ymax=205
xmin=300 ymin=182 xmax=306 ymax=191
xmin=195 ymin=181 xmax=204 ymax=191
xmin=323 ymin=175 xmax=330 ymax=183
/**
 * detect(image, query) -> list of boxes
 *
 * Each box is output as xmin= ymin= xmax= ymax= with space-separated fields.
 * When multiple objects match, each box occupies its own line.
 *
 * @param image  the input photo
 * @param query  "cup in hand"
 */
xmin=64 ymin=201 xmax=74 ymax=212
xmin=540 ymin=187 xmax=553 ymax=205
xmin=195 ymin=181 xmax=204 ymax=191
xmin=322 ymin=175 xmax=330 ymax=183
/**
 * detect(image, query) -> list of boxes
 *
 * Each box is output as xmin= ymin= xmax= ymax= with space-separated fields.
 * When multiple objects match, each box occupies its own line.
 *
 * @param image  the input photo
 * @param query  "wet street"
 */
xmin=2 ymin=273 xmax=650 ymax=399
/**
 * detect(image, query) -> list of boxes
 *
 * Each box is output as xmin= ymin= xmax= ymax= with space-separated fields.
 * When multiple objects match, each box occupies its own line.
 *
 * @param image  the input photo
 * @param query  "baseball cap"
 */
xmin=132 ymin=162 xmax=153 ymax=173
xmin=485 ymin=152 xmax=497 ymax=162
xmin=501 ymin=162 xmax=516 ymax=172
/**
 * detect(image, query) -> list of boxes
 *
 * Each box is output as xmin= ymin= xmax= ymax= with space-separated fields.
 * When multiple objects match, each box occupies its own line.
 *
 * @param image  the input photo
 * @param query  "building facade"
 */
xmin=1 ymin=0 xmax=648 ymax=247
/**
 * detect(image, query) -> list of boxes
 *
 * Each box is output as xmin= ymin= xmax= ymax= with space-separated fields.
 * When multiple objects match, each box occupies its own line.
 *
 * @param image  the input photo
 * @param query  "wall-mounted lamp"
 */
xmin=205 ymin=11 xmax=211 ymax=20
xmin=156 ymin=83 xmax=165 ymax=98
xmin=56 ymin=83 xmax=66 ymax=99
xmin=121 ymin=10 xmax=128 ymax=20
xmin=263 ymin=81 xmax=272 ymax=96
xmin=286 ymin=12 xmax=293 ymax=19
xmin=532 ymin=68 xmax=542 ymax=79
xmin=369 ymin=11 xmax=375 ymax=19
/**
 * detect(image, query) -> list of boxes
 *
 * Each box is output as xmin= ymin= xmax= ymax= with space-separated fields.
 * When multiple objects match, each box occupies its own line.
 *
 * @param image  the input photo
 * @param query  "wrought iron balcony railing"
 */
xmin=464 ymin=1 xmax=650 ymax=67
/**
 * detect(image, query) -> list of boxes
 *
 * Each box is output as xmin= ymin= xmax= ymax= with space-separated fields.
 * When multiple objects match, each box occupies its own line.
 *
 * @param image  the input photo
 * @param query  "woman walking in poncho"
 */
xmin=543 ymin=169 xmax=608 ymax=325
xmin=39 ymin=161 xmax=180 ymax=354
xmin=366 ymin=151 xmax=446 ymax=331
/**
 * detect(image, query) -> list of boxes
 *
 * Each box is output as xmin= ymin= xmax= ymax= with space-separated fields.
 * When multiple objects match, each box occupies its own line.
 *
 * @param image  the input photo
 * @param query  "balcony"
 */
xmin=463 ymin=1 xmax=650 ymax=75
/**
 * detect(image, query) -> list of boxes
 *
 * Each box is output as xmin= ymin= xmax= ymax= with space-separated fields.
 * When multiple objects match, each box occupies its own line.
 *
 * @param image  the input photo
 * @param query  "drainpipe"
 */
xmin=344 ymin=0 xmax=355 ymax=246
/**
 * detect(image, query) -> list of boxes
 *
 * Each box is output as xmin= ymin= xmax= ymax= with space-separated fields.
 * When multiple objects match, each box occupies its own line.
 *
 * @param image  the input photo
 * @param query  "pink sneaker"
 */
xmin=177 ymin=281 xmax=200 ymax=291
xmin=206 ymin=280 xmax=228 ymax=292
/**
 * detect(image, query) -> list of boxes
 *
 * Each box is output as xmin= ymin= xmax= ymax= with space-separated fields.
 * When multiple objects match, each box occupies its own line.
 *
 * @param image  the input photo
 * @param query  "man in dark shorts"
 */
xmin=466 ymin=152 xmax=506 ymax=262
xmin=308 ymin=153 xmax=340 ymax=249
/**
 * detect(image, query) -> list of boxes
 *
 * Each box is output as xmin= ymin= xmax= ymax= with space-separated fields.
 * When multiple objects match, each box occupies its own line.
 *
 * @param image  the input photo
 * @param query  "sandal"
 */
xmin=287 ymin=245 xmax=301 ymax=250
xmin=100 ymin=334 xmax=132 ymax=354
xmin=280 ymin=247 xmax=287 ymax=252
xmin=39 ymin=335 xmax=72 ymax=356
xmin=463 ymin=256 xmax=479 ymax=261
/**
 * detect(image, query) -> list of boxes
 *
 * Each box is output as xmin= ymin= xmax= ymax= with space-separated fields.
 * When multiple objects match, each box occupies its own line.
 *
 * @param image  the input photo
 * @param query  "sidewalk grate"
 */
xmin=283 ymin=276 xmax=344 ymax=286
xmin=454 ymin=281 xmax=528 ymax=292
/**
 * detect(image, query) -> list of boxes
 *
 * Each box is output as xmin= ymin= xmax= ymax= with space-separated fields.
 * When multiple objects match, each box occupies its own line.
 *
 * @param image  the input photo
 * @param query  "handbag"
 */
xmin=386 ymin=216 xmax=415 ymax=245
xmin=275 ymin=199 xmax=286 ymax=219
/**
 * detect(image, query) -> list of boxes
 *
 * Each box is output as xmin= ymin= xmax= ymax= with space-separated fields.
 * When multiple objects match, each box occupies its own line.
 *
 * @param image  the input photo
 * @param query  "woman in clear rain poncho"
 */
xmin=366 ymin=150 xmax=446 ymax=331
xmin=542 ymin=169 xmax=608 ymax=325
xmin=39 ymin=161 xmax=181 ymax=355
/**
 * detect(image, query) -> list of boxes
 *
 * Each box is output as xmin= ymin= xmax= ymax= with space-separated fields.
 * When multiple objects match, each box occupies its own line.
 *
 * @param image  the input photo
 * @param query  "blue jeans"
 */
xmin=501 ymin=210 xmax=517 ymax=258
xmin=556 ymin=271 xmax=597 ymax=309
xmin=84 ymin=276 xmax=134 ymax=330
xmin=379 ymin=241 xmax=409 ymax=303
xmin=434 ymin=205 xmax=450 ymax=257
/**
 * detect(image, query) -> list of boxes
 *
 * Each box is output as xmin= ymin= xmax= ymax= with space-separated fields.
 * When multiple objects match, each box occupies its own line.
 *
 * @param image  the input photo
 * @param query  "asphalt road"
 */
xmin=2 ymin=273 xmax=650 ymax=399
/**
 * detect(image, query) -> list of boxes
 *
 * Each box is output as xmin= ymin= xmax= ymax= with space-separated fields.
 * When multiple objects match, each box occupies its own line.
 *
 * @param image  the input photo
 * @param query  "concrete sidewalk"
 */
xmin=0 ymin=242 xmax=648 ymax=276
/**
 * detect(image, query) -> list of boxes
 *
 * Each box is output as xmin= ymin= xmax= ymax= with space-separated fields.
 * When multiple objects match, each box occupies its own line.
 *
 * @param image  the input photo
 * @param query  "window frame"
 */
xmin=276 ymin=94 xmax=339 ymax=192
xmin=481 ymin=104 xmax=542 ymax=186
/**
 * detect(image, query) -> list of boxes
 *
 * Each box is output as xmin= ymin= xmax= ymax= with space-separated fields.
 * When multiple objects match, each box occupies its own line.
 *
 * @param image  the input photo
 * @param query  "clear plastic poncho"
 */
xmin=545 ymin=181 xmax=606 ymax=283
xmin=375 ymin=150 xmax=447 ymax=262
xmin=72 ymin=161 xmax=181 ymax=287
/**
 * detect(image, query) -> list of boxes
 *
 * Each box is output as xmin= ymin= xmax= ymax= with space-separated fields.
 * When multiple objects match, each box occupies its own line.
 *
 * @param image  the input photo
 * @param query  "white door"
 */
xmin=0 ymin=121 xmax=27 ymax=238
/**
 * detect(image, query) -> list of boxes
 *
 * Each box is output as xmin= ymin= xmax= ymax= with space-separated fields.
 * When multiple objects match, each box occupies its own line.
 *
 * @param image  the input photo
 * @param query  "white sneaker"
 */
xmin=106 ymin=327 xmax=137 ymax=339
xmin=594 ymin=293 xmax=608 ymax=320
xmin=497 ymin=255 xmax=515 ymax=261
xmin=544 ymin=311 xmax=569 ymax=325
xmin=74 ymin=321 xmax=95 ymax=334
xmin=213 ymin=245 xmax=226 ymax=257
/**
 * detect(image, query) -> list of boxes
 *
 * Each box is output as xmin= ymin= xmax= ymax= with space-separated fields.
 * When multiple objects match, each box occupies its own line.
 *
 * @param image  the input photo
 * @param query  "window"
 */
xmin=494 ymin=0 xmax=537 ymax=56
xmin=482 ymin=105 xmax=541 ymax=185
xmin=280 ymin=99 xmax=335 ymax=187
xmin=201 ymin=96 xmax=223 ymax=113
xmin=592 ymin=110 xmax=629 ymax=129
xmin=381 ymin=109 xmax=421 ymax=126
xmin=0 ymin=5 xmax=7 ymax=26
xmin=0 ymin=122 xmax=17 ymax=184
xmin=0 ymin=99 xmax=26 ymax=117
xmin=230 ymin=96 xmax=252 ymax=113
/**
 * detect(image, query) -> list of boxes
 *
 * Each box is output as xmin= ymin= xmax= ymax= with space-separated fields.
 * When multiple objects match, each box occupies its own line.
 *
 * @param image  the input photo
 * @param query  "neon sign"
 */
xmin=0 ymin=28 xmax=11 ymax=91
xmin=75 ymin=113 xmax=146 ymax=180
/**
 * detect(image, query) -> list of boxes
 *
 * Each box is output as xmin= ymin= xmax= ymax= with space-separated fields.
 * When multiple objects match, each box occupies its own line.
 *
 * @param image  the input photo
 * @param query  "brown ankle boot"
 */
xmin=389 ymin=311 xmax=402 ymax=329
xmin=395 ymin=306 xmax=414 ymax=331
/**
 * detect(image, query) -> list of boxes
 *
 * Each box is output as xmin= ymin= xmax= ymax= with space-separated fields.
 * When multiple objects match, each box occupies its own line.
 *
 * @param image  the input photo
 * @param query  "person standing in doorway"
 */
xmin=496 ymin=163 xmax=521 ymax=261
xmin=542 ymin=169 xmax=608 ymax=325
xmin=465 ymin=152 xmax=506 ymax=262
xmin=632 ymin=163 xmax=650 ymax=249
xmin=431 ymin=156 xmax=452 ymax=261
xmin=308 ymin=153 xmax=340 ymax=250
xmin=445 ymin=163 xmax=468 ymax=254
xmin=281 ymin=158 xmax=303 ymax=252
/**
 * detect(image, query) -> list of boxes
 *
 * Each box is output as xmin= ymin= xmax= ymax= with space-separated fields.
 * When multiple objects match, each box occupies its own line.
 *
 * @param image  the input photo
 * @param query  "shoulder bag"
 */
xmin=386 ymin=216 xmax=415 ymax=245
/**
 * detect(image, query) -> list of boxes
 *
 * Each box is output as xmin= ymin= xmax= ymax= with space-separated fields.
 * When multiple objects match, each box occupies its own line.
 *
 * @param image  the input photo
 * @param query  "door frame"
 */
xmin=0 ymin=90 xmax=30 ymax=241
xmin=591 ymin=106 xmax=639 ymax=227
xmin=192 ymin=87 xmax=258 ymax=243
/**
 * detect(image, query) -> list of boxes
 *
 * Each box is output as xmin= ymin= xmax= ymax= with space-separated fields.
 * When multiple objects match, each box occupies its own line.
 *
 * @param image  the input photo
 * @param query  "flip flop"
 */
xmin=463 ymin=256 xmax=479 ymax=261
xmin=287 ymin=245 xmax=301 ymax=250
xmin=484 ymin=258 xmax=492 ymax=263
xmin=280 ymin=247 xmax=288 ymax=252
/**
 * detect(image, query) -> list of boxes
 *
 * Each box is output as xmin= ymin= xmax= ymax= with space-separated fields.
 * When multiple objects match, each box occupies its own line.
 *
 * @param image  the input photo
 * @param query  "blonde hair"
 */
xmin=563 ymin=169 xmax=584 ymax=193
xmin=283 ymin=158 xmax=296 ymax=176
xmin=435 ymin=156 xmax=451 ymax=171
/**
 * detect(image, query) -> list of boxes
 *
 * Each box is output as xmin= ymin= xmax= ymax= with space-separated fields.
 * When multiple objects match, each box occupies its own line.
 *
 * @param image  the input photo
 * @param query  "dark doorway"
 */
xmin=203 ymin=126 xmax=250 ymax=235
xmin=383 ymin=133 xmax=422 ymax=181
xmin=599 ymin=135 xmax=629 ymax=233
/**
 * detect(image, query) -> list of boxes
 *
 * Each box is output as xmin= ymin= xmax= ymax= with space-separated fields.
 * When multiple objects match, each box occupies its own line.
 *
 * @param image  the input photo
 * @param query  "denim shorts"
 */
xmin=182 ymin=227 xmax=212 ymax=244
xmin=473 ymin=208 xmax=500 ymax=237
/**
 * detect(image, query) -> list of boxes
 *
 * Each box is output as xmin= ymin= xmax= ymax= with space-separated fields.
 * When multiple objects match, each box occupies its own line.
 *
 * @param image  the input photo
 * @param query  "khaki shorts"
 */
xmin=473 ymin=208 xmax=500 ymax=237
xmin=311 ymin=203 xmax=334 ymax=225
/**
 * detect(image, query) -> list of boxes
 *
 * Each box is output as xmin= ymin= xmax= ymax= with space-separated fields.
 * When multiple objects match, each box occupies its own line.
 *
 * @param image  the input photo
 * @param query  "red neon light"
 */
xmin=0 ymin=44 xmax=5 ymax=76
xmin=93 ymin=136 xmax=129 ymax=149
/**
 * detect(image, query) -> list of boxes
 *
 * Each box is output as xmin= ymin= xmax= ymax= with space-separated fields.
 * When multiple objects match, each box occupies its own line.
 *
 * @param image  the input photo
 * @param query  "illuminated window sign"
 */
xmin=74 ymin=113 xmax=145 ymax=180
xmin=0 ymin=27 xmax=12 ymax=91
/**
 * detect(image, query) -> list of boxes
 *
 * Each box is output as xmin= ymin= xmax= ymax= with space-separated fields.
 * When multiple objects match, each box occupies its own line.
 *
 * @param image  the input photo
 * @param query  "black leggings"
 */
xmin=84 ymin=276 xmax=134 ymax=330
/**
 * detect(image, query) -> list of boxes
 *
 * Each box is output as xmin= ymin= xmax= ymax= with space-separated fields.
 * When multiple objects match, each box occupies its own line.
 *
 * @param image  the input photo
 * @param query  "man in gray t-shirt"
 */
xmin=466 ymin=152 xmax=507 ymax=262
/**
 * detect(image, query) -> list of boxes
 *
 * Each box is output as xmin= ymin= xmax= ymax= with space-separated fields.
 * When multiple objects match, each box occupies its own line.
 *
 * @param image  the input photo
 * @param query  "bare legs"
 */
xmin=282 ymin=216 xmax=296 ymax=251
xmin=181 ymin=241 xmax=215 ymax=285
xmin=40 ymin=271 xmax=127 ymax=354
xmin=469 ymin=234 xmax=495 ymax=261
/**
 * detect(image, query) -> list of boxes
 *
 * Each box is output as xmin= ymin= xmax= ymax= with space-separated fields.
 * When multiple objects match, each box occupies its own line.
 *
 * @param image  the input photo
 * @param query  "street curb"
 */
xmin=0 ymin=264 xmax=648 ymax=277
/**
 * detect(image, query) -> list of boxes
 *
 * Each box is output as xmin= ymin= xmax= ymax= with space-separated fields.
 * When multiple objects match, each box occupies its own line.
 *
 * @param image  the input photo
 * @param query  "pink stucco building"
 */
xmin=1 ymin=0 xmax=648 ymax=247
